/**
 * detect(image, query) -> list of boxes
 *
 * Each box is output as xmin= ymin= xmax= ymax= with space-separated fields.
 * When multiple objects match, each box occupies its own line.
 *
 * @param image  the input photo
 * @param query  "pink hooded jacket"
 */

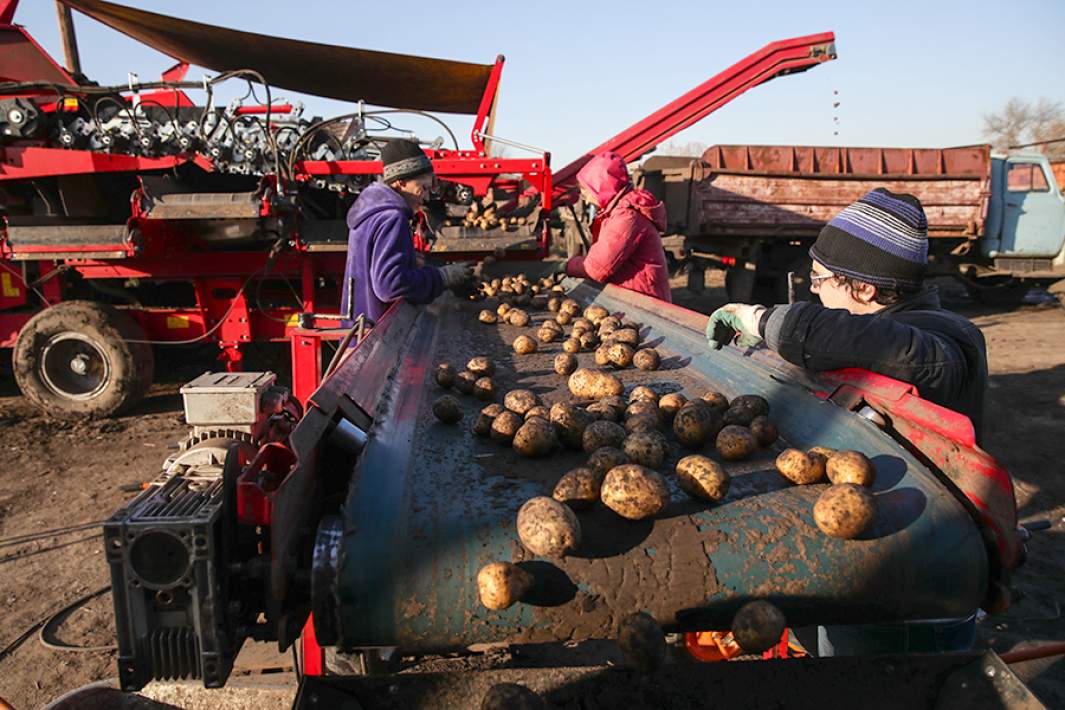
xmin=566 ymin=152 xmax=672 ymax=302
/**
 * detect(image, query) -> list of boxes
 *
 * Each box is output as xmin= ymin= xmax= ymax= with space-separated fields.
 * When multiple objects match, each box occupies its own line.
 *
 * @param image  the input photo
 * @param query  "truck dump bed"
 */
xmin=642 ymin=144 xmax=991 ymax=240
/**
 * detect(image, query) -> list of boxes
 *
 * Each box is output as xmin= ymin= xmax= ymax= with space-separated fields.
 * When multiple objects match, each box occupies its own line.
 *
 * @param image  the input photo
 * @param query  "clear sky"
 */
xmin=13 ymin=0 xmax=1065 ymax=168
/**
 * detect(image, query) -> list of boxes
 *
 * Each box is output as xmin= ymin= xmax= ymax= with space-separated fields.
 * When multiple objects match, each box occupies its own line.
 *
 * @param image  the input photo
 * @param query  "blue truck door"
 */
xmin=997 ymin=157 xmax=1065 ymax=257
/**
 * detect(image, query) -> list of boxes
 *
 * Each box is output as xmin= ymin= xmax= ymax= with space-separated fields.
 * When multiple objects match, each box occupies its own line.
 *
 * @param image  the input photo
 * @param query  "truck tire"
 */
xmin=13 ymin=300 xmax=154 ymax=419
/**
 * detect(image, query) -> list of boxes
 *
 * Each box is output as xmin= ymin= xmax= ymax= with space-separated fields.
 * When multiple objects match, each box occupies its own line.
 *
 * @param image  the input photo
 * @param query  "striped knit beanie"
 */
xmin=810 ymin=188 xmax=928 ymax=289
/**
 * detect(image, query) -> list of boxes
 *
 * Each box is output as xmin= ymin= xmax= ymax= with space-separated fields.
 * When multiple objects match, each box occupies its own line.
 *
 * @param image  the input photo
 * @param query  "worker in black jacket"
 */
xmin=706 ymin=188 xmax=988 ymax=656
xmin=706 ymin=187 xmax=988 ymax=441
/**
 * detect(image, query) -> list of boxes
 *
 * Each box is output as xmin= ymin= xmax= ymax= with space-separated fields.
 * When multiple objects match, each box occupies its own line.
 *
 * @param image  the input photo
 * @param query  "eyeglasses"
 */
xmin=809 ymin=269 xmax=835 ymax=292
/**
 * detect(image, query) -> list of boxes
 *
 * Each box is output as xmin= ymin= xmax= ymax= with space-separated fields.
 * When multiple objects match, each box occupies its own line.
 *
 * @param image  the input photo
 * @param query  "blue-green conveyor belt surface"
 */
xmin=335 ymin=282 xmax=987 ymax=650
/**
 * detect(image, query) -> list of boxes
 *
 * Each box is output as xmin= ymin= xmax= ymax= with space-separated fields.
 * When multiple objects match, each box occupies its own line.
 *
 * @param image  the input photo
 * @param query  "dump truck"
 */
xmin=637 ymin=144 xmax=1065 ymax=304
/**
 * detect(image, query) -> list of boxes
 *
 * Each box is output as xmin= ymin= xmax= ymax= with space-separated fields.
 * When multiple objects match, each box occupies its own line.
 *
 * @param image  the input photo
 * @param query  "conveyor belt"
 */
xmin=329 ymin=281 xmax=987 ymax=650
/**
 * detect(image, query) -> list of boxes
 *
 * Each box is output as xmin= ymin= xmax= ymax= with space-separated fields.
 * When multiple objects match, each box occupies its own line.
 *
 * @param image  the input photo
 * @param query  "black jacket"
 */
xmin=761 ymin=288 xmax=987 ymax=441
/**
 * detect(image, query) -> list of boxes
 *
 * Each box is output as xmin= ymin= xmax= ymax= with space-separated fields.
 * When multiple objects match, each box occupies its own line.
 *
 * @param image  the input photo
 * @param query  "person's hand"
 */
xmin=705 ymin=303 xmax=766 ymax=350
xmin=439 ymin=262 xmax=474 ymax=289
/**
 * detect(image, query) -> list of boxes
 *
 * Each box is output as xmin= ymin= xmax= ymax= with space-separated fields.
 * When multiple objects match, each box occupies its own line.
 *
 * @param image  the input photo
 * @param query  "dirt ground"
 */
xmin=0 ymin=273 xmax=1063 ymax=709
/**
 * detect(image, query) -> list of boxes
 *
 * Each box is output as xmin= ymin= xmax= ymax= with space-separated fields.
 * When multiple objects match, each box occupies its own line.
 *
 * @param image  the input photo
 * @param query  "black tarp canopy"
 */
xmin=61 ymin=0 xmax=495 ymax=114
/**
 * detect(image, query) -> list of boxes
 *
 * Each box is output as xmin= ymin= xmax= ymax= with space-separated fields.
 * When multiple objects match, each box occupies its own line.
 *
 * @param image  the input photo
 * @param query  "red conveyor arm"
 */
xmin=551 ymin=31 xmax=837 ymax=204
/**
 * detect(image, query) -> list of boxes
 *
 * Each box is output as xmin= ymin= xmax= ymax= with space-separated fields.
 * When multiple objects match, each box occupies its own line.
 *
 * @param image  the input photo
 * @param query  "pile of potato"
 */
xmin=457 ymin=201 xmax=529 ymax=231
xmin=774 ymin=447 xmax=878 ymax=539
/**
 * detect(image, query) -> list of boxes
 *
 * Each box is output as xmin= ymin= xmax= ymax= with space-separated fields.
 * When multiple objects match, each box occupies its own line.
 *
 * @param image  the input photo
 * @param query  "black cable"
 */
xmin=292 ymin=641 xmax=303 ymax=682
xmin=0 ymin=534 xmax=101 ymax=565
xmin=38 ymin=586 xmax=116 ymax=653
xmin=0 ymin=521 xmax=104 ymax=549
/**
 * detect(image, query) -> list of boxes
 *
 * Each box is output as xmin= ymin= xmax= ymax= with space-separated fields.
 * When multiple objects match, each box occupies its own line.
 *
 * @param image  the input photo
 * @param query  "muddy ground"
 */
xmin=0 ymin=274 xmax=1063 ymax=709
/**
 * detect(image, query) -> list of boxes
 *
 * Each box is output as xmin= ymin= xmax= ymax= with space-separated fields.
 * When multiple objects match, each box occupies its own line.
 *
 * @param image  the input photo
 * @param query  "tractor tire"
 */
xmin=13 ymin=300 xmax=154 ymax=420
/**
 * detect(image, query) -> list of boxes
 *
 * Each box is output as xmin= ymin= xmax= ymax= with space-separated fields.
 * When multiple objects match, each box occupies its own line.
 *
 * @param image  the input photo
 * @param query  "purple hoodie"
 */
xmin=340 ymin=182 xmax=444 ymax=324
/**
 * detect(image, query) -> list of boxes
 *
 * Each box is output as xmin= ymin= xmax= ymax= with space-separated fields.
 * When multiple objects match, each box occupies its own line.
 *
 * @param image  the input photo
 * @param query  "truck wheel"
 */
xmin=13 ymin=301 xmax=154 ymax=419
xmin=725 ymin=267 xmax=756 ymax=303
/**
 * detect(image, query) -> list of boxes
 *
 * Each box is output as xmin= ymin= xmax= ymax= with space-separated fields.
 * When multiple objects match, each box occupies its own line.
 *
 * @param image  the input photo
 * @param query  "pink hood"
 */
xmin=576 ymin=151 xmax=631 ymax=207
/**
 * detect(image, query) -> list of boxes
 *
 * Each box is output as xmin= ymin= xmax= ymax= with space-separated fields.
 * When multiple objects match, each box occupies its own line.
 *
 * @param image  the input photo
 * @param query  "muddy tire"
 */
xmin=13 ymin=301 xmax=153 ymax=419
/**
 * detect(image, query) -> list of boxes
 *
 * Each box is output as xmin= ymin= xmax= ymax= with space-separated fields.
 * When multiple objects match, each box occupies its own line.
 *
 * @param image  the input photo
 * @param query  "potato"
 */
xmin=672 ymin=402 xmax=723 ymax=449
xmin=579 ymin=331 xmax=600 ymax=351
xmin=549 ymin=402 xmax=594 ymax=450
xmin=700 ymin=391 xmax=730 ymax=412
xmin=568 ymin=368 xmax=624 ymax=399
xmin=625 ymin=414 xmax=659 ymax=434
xmin=618 ymin=612 xmax=666 ymax=672
xmin=542 ymin=318 xmax=563 ymax=333
xmin=560 ymin=299 xmax=581 ymax=317
xmin=507 ymin=309 xmax=531 ymax=327
xmin=477 ymin=562 xmax=533 ymax=610
xmin=610 ymin=327 xmax=639 ymax=347
xmin=466 ymin=356 xmax=494 ymax=377
xmin=658 ymin=392 xmax=687 ymax=420
xmin=504 ymin=389 xmax=541 ymax=416
xmin=582 ymin=420 xmax=627 ymax=453
xmin=628 ymin=386 xmax=659 ymax=405
xmin=474 ymin=377 xmax=497 ymax=401
xmin=513 ymin=417 xmax=558 ymax=457
xmin=625 ymin=400 xmax=661 ymax=425
xmin=723 ymin=403 xmax=757 ymax=426
xmin=455 ymin=371 xmax=478 ymax=395
xmin=537 ymin=326 xmax=561 ymax=343
xmin=601 ymin=464 xmax=669 ymax=520
xmin=432 ymin=395 xmax=462 ymax=424
xmin=732 ymin=394 xmax=769 ymax=417
xmin=481 ymin=683 xmax=545 ymax=710
xmin=749 ymin=416 xmax=779 ymax=446
xmin=716 ymin=425 xmax=758 ymax=461
xmin=599 ymin=395 xmax=627 ymax=418
xmin=556 ymin=311 xmax=573 ymax=326
xmin=606 ymin=341 xmax=635 ymax=369
xmin=807 ymin=448 xmax=829 ymax=481
xmin=675 ymin=455 xmax=730 ymax=502
xmin=496 ymin=302 xmax=512 ymax=317
xmin=813 ymin=484 xmax=876 ymax=539
xmin=583 ymin=305 xmax=609 ymax=324
xmin=472 ymin=411 xmax=496 ymax=436
xmin=554 ymin=352 xmax=578 ymax=376
xmin=562 ymin=338 xmax=581 ymax=354
xmin=826 ymin=450 xmax=876 ymax=487
xmin=436 ymin=363 xmax=456 ymax=389
xmin=552 ymin=467 xmax=604 ymax=510
xmin=524 ymin=405 xmax=550 ymax=421
xmin=585 ymin=400 xmax=620 ymax=422
xmin=587 ymin=446 xmax=628 ymax=475
xmin=513 ymin=335 xmax=538 ymax=354
xmin=478 ymin=310 xmax=498 ymax=324
xmin=547 ymin=296 xmax=562 ymax=313
xmin=571 ymin=318 xmax=594 ymax=335
xmin=809 ymin=445 xmax=837 ymax=459
xmin=594 ymin=344 xmax=611 ymax=366
xmin=775 ymin=448 xmax=825 ymax=485
xmin=623 ymin=432 xmax=666 ymax=469
xmin=633 ymin=348 xmax=661 ymax=371
xmin=516 ymin=496 xmax=581 ymax=557
xmin=731 ymin=600 xmax=786 ymax=654
xmin=490 ymin=410 xmax=523 ymax=443
xmin=599 ymin=315 xmax=622 ymax=332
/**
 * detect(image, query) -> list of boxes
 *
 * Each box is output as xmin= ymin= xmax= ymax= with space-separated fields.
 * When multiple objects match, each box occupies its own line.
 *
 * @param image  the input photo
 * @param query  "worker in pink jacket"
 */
xmin=561 ymin=152 xmax=673 ymax=302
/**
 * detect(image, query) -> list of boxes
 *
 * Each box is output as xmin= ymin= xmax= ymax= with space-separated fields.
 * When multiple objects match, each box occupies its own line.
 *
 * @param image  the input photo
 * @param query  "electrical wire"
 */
xmin=38 ymin=586 xmax=116 ymax=653
xmin=0 ymin=521 xmax=104 ymax=549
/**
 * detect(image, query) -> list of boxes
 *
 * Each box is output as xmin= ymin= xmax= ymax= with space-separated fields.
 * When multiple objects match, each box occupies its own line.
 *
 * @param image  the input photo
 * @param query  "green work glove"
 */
xmin=705 ymin=304 xmax=766 ymax=350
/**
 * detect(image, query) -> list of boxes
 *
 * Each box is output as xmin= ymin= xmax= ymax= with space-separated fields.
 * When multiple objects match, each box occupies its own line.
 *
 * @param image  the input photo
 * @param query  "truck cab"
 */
xmin=982 ymin=152 xmax=1065 ymax=266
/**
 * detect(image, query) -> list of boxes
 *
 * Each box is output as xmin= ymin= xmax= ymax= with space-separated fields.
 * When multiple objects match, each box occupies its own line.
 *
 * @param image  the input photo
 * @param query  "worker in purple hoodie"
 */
xmin=340 ymin=139 xmax=471 ymax=325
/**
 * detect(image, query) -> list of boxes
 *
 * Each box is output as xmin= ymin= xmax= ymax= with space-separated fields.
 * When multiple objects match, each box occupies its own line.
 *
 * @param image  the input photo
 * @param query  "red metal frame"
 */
xmin=551 ymin=31 xmax=837 ymax=203
xmin=814 ymin=368 xmax=1020 ymax=611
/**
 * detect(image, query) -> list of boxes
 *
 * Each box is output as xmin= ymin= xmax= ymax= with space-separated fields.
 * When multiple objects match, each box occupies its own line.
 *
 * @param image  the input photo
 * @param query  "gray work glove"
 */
xmin=439 ymin=262 xmax=474 ymax=289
